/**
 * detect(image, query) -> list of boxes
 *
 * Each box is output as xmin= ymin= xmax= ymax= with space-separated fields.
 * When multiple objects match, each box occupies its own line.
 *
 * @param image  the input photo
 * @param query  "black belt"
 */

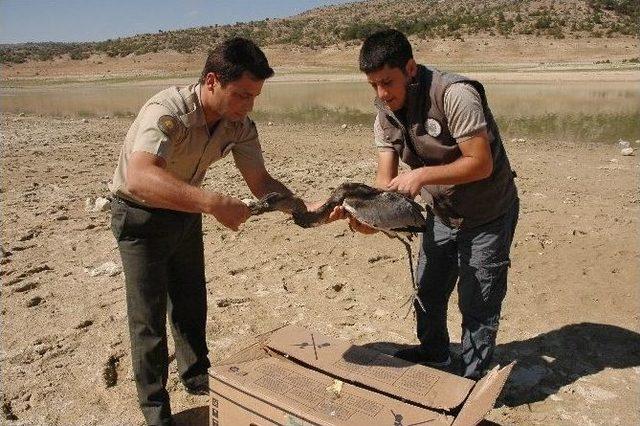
xmin=114 ymin=195 xmax=199 ymax=216
xmin=114 ymin=195 xmax=171 ymax=213
xmin=114 ymin=194 xmax=148 ymax=209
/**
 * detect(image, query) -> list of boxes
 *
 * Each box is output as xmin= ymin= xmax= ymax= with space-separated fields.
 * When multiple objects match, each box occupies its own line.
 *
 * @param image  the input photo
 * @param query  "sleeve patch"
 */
xmin=157 ymin=115 xmax=186 ymax=144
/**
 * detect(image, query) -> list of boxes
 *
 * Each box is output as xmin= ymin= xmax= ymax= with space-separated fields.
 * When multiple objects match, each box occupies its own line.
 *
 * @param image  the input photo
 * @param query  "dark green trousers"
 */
xmin=111 ymin=198 xmax=210 ymax=426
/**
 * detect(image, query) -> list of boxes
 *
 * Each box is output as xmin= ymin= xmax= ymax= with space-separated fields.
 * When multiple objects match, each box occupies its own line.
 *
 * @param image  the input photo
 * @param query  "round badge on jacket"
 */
xmin=426 ymin=118 xmax=442 ymax=137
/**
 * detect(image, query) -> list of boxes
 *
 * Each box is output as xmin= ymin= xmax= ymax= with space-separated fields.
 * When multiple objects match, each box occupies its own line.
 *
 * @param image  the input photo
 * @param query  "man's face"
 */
xmin=365 ymin=60 xmax=416 ymax=112
xmin=205 ymin=72 xmax=264 ymax=122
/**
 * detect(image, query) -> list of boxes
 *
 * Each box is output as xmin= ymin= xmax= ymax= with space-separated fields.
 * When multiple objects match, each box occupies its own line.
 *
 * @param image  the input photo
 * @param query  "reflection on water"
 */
xmin=2 ymin=80 xmax=638 ymax=142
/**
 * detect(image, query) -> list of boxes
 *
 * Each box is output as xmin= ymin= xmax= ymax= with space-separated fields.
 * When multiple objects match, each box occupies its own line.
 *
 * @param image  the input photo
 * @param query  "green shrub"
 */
xmin=341 ymin=21 xmax=389 ymax=41
xmin=69 ymin=49 xmax=90 ymax=60
xmin=535 ymin=15 xmax=553 ymax=29
xmin=549 ymin=27 xmax=565 ymax=39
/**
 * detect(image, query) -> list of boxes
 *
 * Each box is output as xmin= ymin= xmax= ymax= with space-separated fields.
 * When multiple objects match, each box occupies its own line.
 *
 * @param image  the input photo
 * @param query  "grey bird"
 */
xmin=247 ymin=182 xmax=425 ymax=232
xmin=245 ymin=182 xmax=427 ymax=313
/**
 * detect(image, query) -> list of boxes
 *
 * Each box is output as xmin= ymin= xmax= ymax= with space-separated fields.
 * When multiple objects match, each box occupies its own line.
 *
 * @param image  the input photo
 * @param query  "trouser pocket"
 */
xmin=472 ymin=259 xmax=510 ymax=307
xmin=110 ymin=200 xmax=128 ymax=241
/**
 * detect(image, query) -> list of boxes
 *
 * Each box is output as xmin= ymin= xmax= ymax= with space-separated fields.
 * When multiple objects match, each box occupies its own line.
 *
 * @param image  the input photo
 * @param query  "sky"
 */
xmin=0 ymin=0 xmax=356 ymax=44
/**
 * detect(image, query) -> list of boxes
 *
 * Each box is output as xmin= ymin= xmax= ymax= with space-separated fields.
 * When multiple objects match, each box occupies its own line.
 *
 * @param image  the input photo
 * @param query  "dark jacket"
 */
xmin=375 ymin=65 xmax=517 ymax=229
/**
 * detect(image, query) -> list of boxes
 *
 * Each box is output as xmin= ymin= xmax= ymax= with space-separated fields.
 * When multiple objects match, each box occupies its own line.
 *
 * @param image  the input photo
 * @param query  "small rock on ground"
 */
xmin=87 ymin=262 xmax=122 ymax=277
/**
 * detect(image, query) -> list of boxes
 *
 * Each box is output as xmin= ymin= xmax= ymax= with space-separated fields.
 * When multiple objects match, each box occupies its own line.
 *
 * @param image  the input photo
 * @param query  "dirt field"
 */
xmin=1 ymin=111 xmax=639 ymax=425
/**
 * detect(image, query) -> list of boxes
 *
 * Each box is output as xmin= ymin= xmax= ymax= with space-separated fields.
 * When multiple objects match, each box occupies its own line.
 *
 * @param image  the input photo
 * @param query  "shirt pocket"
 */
xmin=167 ymin=131 xmax=206 ymax=179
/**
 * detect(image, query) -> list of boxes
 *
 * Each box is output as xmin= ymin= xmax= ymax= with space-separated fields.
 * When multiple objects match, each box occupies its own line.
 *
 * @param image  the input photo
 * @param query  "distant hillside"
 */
xmin=1 ymin=0 xmax=637 ymax=64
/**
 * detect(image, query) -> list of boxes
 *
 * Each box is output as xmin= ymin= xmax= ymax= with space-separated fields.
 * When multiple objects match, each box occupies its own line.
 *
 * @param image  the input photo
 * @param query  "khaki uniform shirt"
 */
xmin=109 ymin=83 xmax=264 ymax=206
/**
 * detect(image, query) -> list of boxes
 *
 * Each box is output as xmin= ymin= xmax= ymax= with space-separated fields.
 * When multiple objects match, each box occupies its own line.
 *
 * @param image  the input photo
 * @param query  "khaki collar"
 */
xmin=186 ymin=82 xmax=238 ymax=134
xmin=175 ymin=83 xmax=208 ymax=129
xmin=177 ymin=83 xmax=230 ymax=130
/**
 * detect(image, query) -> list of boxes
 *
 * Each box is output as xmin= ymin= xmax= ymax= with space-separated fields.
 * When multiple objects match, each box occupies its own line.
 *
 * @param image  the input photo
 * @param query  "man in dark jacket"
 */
xmin=346 ymin=29 xmax=519 ymax=379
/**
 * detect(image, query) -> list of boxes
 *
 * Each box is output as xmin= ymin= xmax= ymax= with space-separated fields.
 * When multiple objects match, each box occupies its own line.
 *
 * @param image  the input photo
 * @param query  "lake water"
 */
xmin=2 ymin=79 xmax=638 ymax=142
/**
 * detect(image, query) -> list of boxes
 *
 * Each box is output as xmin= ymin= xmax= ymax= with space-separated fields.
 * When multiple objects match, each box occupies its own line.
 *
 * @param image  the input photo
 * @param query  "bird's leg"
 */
xmin=393 ymin=235 xmax=416 ymax=292
xmin=390 ymin=234 xmax=426 ymax=318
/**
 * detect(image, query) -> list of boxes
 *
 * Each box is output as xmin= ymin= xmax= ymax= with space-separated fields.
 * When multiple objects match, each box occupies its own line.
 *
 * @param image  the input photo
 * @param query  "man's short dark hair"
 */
xmin=199 ymin=37 xmax=274 ymax=85
xmin=359 ymin=29 xmax=413 ymax=73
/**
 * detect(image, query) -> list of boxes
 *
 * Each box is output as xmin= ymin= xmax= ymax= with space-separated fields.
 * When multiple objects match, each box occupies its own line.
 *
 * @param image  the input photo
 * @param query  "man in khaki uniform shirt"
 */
xmin=109 ymin=38 xmax=295 ymax=426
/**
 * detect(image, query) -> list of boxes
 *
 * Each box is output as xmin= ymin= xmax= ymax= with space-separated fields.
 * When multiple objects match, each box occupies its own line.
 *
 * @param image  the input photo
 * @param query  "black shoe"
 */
xmin=182 ymin=376 xmax=209 ymax=395
xmin=184 ymin=382 xmax=209 ymax=396
xmin=395 ymin=346 xmax=452 ymax=368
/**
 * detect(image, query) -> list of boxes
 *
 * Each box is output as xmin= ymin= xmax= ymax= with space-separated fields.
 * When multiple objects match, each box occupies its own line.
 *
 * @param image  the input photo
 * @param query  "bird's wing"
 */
xmin=380 ymin=192 xmax=427 ymax=227
xmin=343 ymin=192 xmax=426 ymax=232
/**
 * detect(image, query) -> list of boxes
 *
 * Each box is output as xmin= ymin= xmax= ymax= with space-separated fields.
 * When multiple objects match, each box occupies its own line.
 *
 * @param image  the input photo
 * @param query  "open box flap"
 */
xmin=451 ymin=362 xmax=515 ymax=426
xmin=266 ymin=325 xmax=476 ymax=411
xmin=212 ymin=356 xmax=454 ymax=426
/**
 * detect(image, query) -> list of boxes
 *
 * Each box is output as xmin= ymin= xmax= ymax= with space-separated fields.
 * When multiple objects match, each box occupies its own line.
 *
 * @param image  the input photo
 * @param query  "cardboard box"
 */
xmin=209 ymin=325 xmax=513 ymax=426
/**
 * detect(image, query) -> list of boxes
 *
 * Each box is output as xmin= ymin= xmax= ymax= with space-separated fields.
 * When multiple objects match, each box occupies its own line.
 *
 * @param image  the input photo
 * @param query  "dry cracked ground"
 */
xmin=1 ymin=113 xmax=639 ymax=425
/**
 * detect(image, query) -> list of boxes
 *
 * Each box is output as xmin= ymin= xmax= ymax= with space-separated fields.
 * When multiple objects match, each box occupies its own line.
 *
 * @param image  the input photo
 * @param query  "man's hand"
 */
xmin=308 ymin=197 xmax=378 ymax=234
xmin=387 ymin=169 xmax=425 ymax=198
xmin=327 ymin=205 xmax=347 ymax=221
xmin=328 ymin=206 xmax=378 ymax=234
xmin=306 ymin=200 xmax=325 ymax=212
xmin=347 ymin=216 xmax=378 ymax=234
xmin=308 ymin=201 xmax=345 ymax=223
xmin=206 ymin=195 xmax=251 ymax=231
